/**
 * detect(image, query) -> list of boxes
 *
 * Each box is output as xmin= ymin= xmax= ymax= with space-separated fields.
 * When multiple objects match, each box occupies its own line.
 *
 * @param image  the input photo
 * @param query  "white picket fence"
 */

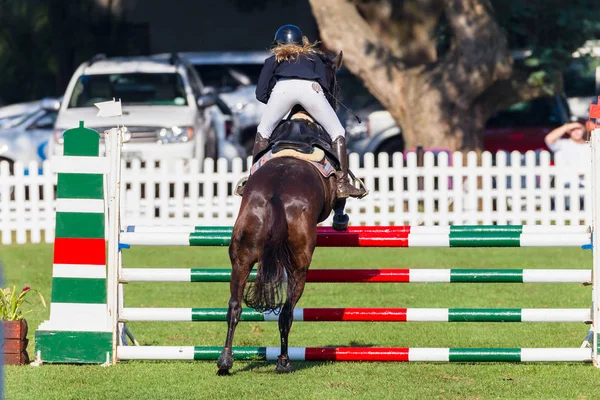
xmin=0 ymin=151 xmax=590 ymax=245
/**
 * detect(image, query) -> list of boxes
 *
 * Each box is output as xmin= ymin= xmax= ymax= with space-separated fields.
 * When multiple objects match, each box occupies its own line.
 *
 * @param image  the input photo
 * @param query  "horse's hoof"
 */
xmin=332 ymin=213 xmax=349 ymax=231
xmin=217 ymin=349 xmax=234 ymax=376
xmin=276 ymin=355 xmax=294 ymax=374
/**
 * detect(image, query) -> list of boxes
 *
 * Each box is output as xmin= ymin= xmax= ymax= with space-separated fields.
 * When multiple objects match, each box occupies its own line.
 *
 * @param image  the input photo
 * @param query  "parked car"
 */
xmin=350 ymin=95 xmax=575 ymax=158
xmin=51 ymin=54 xmax=242 ymax=164
xmin=0 ymin=101 xmax=49 ymax=130
xmin=484 ymin=95 xmax=573 ymax=153
xmin=0 ymin=98 xmax=61 ymax=174
xmin=179 ymin=51 xmax=269 ymax=156
xmin=349 ymin=110 xmax=403 ymax=157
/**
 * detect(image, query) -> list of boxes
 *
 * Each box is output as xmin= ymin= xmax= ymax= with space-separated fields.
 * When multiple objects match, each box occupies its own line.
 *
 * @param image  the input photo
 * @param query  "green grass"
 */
xmin=4 ymin=244 xmax=599 ymax=399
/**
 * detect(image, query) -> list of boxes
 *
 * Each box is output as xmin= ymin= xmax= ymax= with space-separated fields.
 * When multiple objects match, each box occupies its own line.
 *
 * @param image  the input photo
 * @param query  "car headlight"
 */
xmin=158 ymin=126 xmax=194 ymax=144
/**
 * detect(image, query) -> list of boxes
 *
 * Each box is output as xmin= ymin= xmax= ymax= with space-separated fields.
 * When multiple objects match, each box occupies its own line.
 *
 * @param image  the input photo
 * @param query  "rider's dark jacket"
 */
xmin=255 ymin=53 xmax=336 ymax=105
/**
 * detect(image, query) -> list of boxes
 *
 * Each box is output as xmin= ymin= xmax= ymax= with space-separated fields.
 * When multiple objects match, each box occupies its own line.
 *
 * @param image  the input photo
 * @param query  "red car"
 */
xmin=484 ymin=95 xmax=573 ymax=153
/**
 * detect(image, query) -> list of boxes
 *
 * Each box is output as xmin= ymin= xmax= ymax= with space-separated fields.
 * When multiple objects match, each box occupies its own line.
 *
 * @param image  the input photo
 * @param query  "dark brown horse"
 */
xmin=217 ymin=125 xmax=346 ymax=374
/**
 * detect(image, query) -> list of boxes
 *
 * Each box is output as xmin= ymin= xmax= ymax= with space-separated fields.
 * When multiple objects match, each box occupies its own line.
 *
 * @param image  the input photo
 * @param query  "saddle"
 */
xmin=256 ymin=106 xmax=341 ymax=168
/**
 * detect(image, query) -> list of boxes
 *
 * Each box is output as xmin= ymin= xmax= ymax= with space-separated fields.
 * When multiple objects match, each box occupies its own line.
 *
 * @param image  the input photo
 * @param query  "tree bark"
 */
xmin=355 ymin=0 xmax=443 ymax=65
xmin=310 ymin=0 xmax=551 ymax=151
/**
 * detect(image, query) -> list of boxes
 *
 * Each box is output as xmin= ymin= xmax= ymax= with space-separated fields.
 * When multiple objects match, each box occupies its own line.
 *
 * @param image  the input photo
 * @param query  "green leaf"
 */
xmin=527 ymin=70 xmax=548 ymax=86
xmin=0 ymin=286 xmax=46 ymax=321
xmin=524 ymin=58 xmax=541 ymax=67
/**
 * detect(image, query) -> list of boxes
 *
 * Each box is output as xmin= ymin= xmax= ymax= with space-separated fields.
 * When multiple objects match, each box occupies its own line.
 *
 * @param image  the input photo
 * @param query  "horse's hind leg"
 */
xmin=276 ymin=267 xmax=308 ymax=374
xmin=217 ymin=235 xmax=257 ymax=376
xmin=276 ymin=232 xmax=314 ymax=373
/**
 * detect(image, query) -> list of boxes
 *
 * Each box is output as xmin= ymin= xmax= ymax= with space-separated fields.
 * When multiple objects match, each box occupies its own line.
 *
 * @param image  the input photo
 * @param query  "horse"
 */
xmin=216 ymin=66 xmax=354 ymax=373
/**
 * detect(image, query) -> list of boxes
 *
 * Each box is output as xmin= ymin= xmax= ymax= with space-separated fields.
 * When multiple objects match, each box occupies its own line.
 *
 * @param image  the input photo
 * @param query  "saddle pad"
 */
xmin=251 ymin=148 xmax=336 ymax=178
xmin=290 ymin=112 xmax=315 ymax=123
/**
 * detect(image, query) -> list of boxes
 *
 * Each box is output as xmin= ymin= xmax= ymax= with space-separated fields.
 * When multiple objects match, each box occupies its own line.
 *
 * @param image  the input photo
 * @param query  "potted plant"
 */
xmin=1 ymin=286 xmax=46 ymax=365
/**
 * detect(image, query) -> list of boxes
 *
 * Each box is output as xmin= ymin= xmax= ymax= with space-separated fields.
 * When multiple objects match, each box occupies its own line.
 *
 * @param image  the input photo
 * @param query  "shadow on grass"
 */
xmin=232 ymin=341 xmax=377 ymax=374
xmin=234 ymin=360 xmax=329 ymax=374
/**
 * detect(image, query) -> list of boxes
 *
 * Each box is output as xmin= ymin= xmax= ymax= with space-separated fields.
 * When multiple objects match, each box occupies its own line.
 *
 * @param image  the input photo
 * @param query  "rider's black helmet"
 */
xmin=273 ymin=24 xmax=303 ymax=46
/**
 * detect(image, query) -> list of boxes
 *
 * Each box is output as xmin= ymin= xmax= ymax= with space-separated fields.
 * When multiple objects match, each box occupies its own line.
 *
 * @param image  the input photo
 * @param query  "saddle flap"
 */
xmin=269 ymin=116 xmax=340 ymax=167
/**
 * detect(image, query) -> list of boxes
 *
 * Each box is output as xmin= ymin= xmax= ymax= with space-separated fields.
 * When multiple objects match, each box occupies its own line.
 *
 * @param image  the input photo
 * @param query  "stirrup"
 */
xmin=234 ymin=176 xmax=248 ymax=197
xmin=348 ymin=170 xmax=369 ymax=199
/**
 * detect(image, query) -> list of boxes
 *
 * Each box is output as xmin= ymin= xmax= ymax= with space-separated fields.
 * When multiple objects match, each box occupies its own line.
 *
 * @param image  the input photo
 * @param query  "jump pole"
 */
xmin=125 ymin=225 xmax=590 ymax=234
xmin=119 ymin=231 xmax=590 ymax=248
xmin=119 ymin=307 xmax=591 ymax=323
xmin=118 ymin=346 xmax=592 ymax=363
xmin=120 ymin=268 xmax=591 ymax=284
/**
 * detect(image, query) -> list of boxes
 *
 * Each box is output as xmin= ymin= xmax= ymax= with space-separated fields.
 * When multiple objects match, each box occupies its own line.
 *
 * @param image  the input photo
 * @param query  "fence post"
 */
xmin=417 ymin=144 xmax=424 ymax=191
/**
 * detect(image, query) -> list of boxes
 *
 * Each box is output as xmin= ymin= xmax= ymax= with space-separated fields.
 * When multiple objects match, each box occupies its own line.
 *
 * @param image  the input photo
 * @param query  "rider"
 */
xmin=253 ymin=24 xmax=364 ymax=199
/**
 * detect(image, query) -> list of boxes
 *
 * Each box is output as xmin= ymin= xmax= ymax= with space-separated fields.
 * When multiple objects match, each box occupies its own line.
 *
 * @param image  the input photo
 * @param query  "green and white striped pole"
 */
xmin=34 ymin=122 xmax=112 ymax=365
xmin=119 ymin=307 xmax=591 ymax=323
xmin=118 ymin=346 xmax=592 ymax=362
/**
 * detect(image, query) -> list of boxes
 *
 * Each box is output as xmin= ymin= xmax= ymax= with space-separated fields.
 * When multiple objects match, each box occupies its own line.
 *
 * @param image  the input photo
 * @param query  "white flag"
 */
xmin=94 ymin=99 xmax=122 ymax=117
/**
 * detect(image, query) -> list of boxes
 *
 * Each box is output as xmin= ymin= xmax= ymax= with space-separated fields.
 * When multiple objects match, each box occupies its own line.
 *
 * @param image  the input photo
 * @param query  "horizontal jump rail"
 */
xmin=119 ymin=307 xmax=591 ymax=323
xmin=119 ymin=232 xmax=589 ymax=248
xmin=120 ymin=268 xmax=591 ymax=283
xmin=117 ymin=346 xmax=592 ymax=362
xmin=125 ymin=225 xmax=590 ymax=234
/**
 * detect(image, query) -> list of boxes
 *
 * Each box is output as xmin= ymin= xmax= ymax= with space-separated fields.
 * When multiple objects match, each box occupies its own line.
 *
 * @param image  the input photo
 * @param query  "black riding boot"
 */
xmin=252 ymin=132 xmax=270 ymax=163
xmin=332 ymin=136 xmax=366 ymax=199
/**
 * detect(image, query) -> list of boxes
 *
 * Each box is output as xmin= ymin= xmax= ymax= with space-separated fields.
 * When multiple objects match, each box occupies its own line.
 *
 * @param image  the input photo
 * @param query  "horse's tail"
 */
xmin=244 ymin=195 xmax=293 ymax=313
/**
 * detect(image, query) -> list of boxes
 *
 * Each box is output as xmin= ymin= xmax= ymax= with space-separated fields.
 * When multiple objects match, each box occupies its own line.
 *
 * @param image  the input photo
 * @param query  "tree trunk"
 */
xmin=310 ymin=0 xmax=521 ymax=151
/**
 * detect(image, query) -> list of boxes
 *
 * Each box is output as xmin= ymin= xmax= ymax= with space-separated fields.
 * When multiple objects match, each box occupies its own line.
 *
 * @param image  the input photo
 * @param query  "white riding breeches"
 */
xmin=257 ymin=79 xmax=345 ymax=140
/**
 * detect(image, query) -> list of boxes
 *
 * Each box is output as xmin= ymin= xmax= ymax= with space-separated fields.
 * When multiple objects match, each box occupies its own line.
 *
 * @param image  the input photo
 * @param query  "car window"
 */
xmin=28 ymin=111 xmax=57 ymax=130
xmin=486 ymin=97 xmax=562 ymax=128
xmin=194 ymin=64 xmax=263 ymax=89
xmin=68 ymin=73 xmax=188 ymax=108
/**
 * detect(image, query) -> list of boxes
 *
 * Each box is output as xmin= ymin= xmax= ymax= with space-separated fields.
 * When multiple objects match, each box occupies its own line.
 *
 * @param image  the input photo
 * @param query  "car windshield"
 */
xmin=68 ymin=73 xmax=188 ymax=108
xmin=194 ymin=65 xmax=264 ymax=89
xmin=0 ymin=110 xmax=38 ymax=129
xmin=486 ymin=97 xmax=564 ymax=128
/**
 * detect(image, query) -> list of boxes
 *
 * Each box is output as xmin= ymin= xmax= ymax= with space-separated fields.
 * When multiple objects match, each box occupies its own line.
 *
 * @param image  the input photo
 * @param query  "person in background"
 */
xmin=544 ymin=121 xmax=590 ymax=171
xmin=545 ymin=121 xmax=590 ymax=211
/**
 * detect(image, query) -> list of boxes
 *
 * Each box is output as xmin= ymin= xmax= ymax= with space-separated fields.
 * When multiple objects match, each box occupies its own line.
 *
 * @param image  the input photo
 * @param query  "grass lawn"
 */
xmin=3 ymin=244 xmax=598 ymax=400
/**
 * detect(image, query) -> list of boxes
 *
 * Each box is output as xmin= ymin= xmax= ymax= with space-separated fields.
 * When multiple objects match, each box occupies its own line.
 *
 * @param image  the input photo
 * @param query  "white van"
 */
xmin=51 ymin=54 xmax=236 ymax=163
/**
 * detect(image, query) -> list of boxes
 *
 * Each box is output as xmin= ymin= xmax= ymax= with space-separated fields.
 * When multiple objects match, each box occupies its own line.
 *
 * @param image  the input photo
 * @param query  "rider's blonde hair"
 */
xmin=271 ymin=36 xmax=323 ymax=62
